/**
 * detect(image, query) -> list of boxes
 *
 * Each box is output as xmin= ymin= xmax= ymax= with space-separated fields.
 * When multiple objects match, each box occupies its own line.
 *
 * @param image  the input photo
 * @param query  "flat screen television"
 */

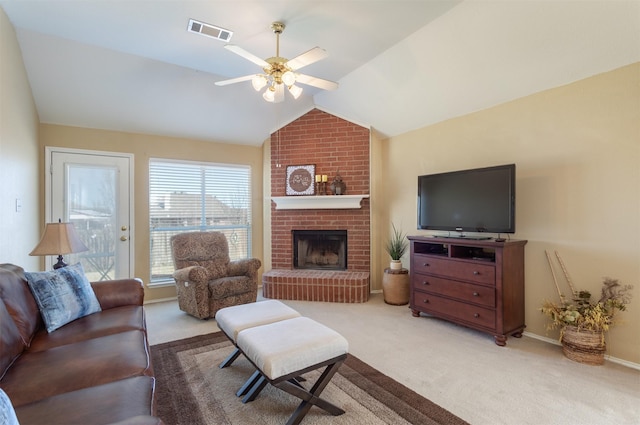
xmin=417 ymin=164 xmax=516 ymax=236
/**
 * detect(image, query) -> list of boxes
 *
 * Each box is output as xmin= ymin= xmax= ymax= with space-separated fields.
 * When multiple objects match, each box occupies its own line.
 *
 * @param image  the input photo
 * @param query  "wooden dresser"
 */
xmin=408 ymin=236 xmax=527 ymax=346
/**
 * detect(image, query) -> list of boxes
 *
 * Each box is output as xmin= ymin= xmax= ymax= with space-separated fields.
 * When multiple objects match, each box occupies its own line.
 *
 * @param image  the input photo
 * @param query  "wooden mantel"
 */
xmin=271 ymin=194 xmax=369 ymax=210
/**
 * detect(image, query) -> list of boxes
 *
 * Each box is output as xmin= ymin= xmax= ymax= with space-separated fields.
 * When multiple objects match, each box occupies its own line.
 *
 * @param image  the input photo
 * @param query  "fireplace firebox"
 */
xmin=293 ymin=230 xmax=347 ymax=270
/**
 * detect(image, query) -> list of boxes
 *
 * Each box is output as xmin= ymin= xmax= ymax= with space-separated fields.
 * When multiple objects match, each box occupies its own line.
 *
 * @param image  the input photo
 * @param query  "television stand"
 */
xmin=409 ymin=236 xmax=527 ymax=346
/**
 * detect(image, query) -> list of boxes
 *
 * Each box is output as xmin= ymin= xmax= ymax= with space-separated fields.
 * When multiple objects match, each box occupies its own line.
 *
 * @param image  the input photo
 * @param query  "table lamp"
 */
xmin=29 ymin=219 xmax=89 ymax=269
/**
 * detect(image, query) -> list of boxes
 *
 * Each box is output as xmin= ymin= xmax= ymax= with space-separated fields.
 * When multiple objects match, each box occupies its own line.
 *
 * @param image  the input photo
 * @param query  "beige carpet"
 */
xmin=151 ymin=332 xmax=469 ymax=425
xmin=145 ymin=293 xmax=640 ymax=425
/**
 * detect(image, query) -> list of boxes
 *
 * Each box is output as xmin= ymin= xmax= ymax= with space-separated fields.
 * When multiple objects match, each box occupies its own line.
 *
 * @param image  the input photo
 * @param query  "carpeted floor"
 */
xmin=151 ymin=331 xmax=470 ymax=425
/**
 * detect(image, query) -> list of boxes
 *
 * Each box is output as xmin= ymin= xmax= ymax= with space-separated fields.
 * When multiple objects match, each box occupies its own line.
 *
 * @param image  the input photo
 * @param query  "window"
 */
xmin=149 ymin=159 xmax=252 ymax=283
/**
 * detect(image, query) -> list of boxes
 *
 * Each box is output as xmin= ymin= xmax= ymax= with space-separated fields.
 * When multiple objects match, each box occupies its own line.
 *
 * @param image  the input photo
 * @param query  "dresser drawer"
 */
xmin=413 ymin=255 xmax=495 ymax=285
xmin=412 ymin=275 xmax=496 ymax=308
xmin=412 ymin=293 xmax=496 ymax=330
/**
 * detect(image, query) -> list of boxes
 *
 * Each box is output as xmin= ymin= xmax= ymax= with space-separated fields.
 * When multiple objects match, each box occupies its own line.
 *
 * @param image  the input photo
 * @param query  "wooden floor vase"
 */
xmin=382 ymin=268 xmax=409 ymax=305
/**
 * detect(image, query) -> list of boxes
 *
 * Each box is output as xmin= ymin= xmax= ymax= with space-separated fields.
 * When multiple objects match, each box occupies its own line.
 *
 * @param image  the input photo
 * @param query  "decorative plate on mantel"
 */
xmin=286 ymin=164 xmax=315 ymax=196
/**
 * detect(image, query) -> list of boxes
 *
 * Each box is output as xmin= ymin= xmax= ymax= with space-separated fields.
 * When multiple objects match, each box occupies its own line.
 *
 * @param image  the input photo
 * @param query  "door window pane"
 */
xmin=67 ymin=165 xmax=117 ymax=281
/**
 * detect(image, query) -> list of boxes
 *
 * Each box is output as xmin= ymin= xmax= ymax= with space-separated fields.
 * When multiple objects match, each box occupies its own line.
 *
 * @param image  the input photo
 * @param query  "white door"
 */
xmin=46 ymin=148 xmax=133 ymax=279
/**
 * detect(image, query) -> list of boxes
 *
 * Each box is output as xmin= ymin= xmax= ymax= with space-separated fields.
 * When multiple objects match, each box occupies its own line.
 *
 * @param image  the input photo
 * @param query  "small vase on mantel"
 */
xmin=330 ymin=172 xmax=346 ymax=195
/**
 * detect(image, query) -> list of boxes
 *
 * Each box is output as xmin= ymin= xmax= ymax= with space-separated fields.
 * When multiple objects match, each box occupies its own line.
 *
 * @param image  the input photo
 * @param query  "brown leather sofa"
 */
xmin=0 ymin=264 xmax=163 ymax=425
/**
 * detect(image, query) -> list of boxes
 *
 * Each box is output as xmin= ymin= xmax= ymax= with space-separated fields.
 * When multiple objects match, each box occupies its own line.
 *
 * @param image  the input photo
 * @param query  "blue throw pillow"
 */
xmin=25 ymin=263 xmax=101 ymax=333
xmin=0 ymin=388 xmax=20 ymax=425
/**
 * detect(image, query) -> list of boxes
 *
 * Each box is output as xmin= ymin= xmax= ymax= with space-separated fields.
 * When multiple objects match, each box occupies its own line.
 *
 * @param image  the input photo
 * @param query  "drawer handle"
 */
xmin=422 ymin=281 xmax=430 ymax=285
xmin=473 ymin=313 xmax=480 ymax=318
xmin=423 ymin=263 xmax=430 ymax=267
xmin=473 ymin=292 xmax=479 ymax=297
xmin=473 ymin=271 xmax=480 ymax=275
xmin=423 ymin=299 xmax=429 ymax=303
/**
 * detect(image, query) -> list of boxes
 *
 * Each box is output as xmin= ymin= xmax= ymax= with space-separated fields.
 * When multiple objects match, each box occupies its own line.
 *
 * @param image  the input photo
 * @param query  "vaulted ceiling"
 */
xmin=1 ymin=1 xmax=638 ymax=146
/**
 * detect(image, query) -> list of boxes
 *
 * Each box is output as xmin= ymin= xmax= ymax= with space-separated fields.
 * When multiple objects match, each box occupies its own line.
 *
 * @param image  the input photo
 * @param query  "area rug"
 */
xmin=151 ymin=332 xmax=469 ymax=425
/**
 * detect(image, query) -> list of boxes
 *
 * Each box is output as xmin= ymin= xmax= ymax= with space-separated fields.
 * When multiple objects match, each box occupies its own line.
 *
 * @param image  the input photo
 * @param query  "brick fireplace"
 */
xmin=263 ymin=109 xmax=371 ymax=303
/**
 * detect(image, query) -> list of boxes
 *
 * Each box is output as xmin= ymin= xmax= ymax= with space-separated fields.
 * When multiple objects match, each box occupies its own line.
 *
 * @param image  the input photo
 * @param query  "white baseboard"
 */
xmin=144 ymin=296 xmax=177 ymax=305
xmin=523 ymin=331 xmax=640 ymax=371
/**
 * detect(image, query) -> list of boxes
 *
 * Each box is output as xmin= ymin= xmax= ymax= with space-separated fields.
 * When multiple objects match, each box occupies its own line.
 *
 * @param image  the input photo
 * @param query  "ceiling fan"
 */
xmin=215 ymin=21 xmax=338 ymax=103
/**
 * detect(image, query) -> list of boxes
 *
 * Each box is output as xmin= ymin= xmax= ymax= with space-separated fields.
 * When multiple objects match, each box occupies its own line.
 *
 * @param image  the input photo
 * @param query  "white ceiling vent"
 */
xmin=188 ymin=19 xmax=233 ymax=42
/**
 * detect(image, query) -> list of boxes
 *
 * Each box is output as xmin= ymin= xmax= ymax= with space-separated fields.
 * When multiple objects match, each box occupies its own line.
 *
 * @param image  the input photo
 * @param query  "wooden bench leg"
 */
xmin=274 ymin=359 xmax=346 ymax=425
xmin=223 ymin=346 xmax=306 ymax=400
xmin=242 ymin=374 xmax=268 ymax=403
xmin=235 ymin=370 xmax=261 ymax=397
xmin=240 ymin=371 xmax=311 ymax=404
xmin=219 ymin=347 xmax=242 ymax=369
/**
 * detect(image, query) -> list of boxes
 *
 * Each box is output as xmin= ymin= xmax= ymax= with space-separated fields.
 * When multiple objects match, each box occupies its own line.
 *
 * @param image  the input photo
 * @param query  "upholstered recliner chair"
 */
xmin=170 ymin=231 xmax=261 ymax=319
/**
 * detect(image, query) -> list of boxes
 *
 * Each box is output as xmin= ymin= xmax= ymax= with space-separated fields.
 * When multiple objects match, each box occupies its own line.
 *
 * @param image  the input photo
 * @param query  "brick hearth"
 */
xmin=262 ymin=270 xmax=369 ymax=303
xmin=265 ymin=109 xmax=371 ymax=303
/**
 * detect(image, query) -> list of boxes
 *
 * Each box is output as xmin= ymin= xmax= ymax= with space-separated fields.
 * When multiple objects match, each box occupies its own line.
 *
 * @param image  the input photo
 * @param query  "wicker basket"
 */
xmin=561 ymin=325 xmax=605 ymax=365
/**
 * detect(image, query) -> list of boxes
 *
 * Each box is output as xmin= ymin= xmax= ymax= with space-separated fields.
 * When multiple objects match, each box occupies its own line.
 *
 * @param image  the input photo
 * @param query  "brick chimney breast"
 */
xmin=267 ymin=109 xmax=371 ymax=302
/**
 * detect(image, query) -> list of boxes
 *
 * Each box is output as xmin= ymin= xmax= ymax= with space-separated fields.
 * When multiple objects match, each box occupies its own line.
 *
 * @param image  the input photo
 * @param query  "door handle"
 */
xmin=120 ymin=236 xmax=128 ymax=241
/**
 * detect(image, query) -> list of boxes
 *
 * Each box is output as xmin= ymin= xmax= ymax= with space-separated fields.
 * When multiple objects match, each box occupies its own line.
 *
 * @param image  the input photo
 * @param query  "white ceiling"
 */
xmin=2 ymin=1 xmax=639 ymax=147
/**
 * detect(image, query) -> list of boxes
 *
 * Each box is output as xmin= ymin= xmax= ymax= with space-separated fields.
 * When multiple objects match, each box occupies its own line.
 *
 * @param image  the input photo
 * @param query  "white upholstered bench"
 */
xmin=216 ymin=299 xmax=301 ymax=369
xmin=236 ymin=316 xmax=349 ymax=425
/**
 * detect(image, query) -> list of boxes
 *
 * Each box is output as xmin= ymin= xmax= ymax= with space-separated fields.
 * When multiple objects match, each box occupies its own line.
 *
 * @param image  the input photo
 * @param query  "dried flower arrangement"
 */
xmin=540 ymin=251 xmax=633 ymax=336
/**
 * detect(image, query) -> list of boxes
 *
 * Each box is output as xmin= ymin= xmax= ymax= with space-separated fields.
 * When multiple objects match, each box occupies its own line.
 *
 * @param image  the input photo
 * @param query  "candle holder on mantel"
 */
xmin=315 ymin=174 xmax=328 ymax=195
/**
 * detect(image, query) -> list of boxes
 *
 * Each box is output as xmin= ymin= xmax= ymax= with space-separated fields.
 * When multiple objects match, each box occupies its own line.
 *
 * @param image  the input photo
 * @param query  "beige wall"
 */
xmin=38 ymin=124 xmax=265 ymax=302
xmin=0 ymin=8 xmax=40 ymax=269
xmin=369 ymin=129 xmax=385 ymax=290
xmin=379 ymin=63 xmax=639 ymax=363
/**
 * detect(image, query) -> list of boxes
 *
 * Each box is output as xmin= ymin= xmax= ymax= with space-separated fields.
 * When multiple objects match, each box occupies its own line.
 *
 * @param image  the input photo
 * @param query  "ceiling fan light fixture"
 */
xmin=216 ymin=21 xmax=337 ymax=103
xmin=288 ymin=84 xmax=303 ymax=99
xmin=263 ymin=86 xmax=276 ymax=102
xmin=281 ymin=70 xmax=296 ymax=86
xmin=251 ymin=75 xmax=268 ymax=91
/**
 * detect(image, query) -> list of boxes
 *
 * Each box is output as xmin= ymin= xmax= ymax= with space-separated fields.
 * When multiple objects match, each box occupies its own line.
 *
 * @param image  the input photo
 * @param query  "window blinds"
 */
xmin=149 ymin=159 xmax=252 ymax=282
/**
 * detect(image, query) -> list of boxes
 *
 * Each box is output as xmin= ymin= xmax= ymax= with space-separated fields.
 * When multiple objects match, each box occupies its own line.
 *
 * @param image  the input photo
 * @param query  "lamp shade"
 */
xmin=288 ymin=84 xmax=303 ymax=99
xmin=281 ymin=71 xmax=296 ymax=86
xmin=251 ymin=75 xmax=268 ymax=91
xmin=29 ymin=221 xmax=89 ymax=256
xmin=263 ymin=87 xmax=275 ymax=102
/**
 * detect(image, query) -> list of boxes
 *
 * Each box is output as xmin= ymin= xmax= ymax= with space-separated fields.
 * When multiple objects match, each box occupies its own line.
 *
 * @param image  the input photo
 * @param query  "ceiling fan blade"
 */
xmin=286 ymin=47 xmax=328 ymax=71
xmin=295 ymin=73 xmax=339 ymax=91
xmin=224 ymin=44 xmax=269 ymax=68
xmin=214 ymin=75 xmax=256 ymax=86
xmin=273 ymin=84 xmax=285 ymax=103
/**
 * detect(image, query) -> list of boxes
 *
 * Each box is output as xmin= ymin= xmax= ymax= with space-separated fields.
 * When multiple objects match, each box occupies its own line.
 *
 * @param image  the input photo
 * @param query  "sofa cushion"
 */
xmin=14 ymin=376 xmax=155 ymax=425
xmin=25 ymin=263 xmax=101 ymax=333
xmin=0 ymin=388 xmax=20 ymax=425
xmin=1 ymin=330 xmax=153 ymax=407
xmin=0 ymin=264 xmax=41 ymax=346
xmin=0 ymin=300 xmax=24 ymax=380
xmin=28 ymin=305 xmax=146 ymax=352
